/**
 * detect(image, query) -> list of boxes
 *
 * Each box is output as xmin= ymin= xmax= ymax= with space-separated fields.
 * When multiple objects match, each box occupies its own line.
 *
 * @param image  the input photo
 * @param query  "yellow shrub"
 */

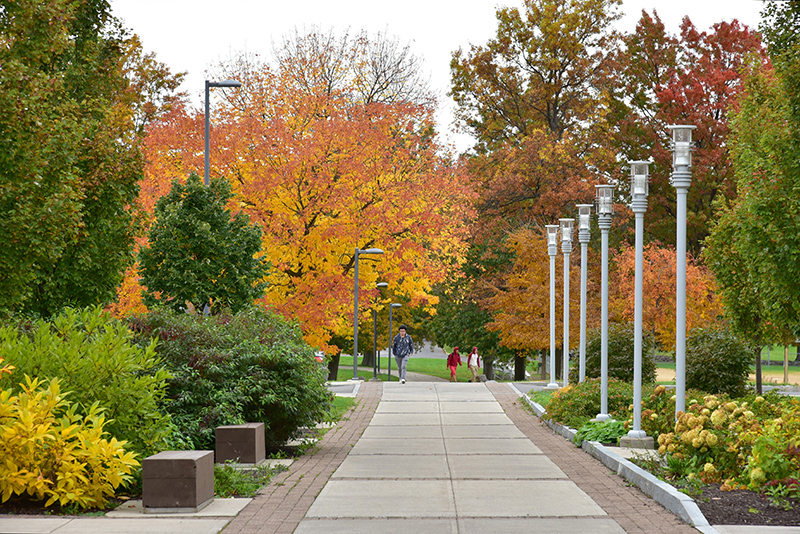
xmin=0 ymin=376 xmax=139 ymax=509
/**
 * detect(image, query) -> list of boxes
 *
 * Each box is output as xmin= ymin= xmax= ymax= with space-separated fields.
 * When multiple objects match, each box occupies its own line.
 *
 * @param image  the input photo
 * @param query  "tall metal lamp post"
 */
xmin=387 ymin=303 xmax=402 ymax=381
xmin=372 ymin=282 xmax=388 ymax=380
xmin=576 ymin=205 xmax=592 ymax=383
xmin=352 ymin=247 xmax=384 ymax=380
xmin=668 ymin=125 xmax=696 ymax=419
xmin=594 ymin=184 xmax=615 ymax=421
xmin=204 ymin=79 xmax=242 ymax=187
xmin=546 ymin=225 xmax=560 ymax=389
xmin=624 ymin=161 xmax=653 ymax=447
xmin=560 ymin=218 xmax=574 ymax=387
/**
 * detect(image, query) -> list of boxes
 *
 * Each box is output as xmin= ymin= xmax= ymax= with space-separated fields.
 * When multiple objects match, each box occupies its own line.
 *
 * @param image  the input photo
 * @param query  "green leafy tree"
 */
xmin=449 ymin=0 xmax=621 ymax=151
xmin=139 ymin=173 xmax=268 ymax=314
xmin=703 ymin=3 xmax=800 ymax=390
xmin=0 ymin=0 xmax=184 ymax=316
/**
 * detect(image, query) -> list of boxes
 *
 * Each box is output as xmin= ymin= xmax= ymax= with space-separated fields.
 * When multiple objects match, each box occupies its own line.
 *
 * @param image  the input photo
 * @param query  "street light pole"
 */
xmin=668 ymin=125 xmax=696 ymax=419
xmin=577 ymin=205 xmax=592 ymax=383
xmin=373 ymin=282 xmax=388 ymax=380
xmin=204 ymin=79 xmax=242 ymax=187
xmin=595 ymin=185 xmax=615 ymax=421
xmin=560 ymin=218 xmax=574 ymax=387
xmin=388 ymin=303 xmax=402 ymax=381
xmin=352 ymin=247 xmax=384 ymax=381
xmin=624 ymin=161 xmax=653 ymax=446
xmin=546 ymin=225 xmax=560 ymax=389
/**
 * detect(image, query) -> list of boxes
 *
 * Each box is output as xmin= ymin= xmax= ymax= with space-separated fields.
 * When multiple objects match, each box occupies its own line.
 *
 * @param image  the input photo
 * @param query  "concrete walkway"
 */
xmin=3 ymin=380 xmax=799 ymax=534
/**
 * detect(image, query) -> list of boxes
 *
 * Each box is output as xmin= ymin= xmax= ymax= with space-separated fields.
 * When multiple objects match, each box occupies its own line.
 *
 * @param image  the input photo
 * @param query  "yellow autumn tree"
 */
xmin=135 ymin=31 xmax=475 ymax=352
xmin=481 ymin=227 xmax=590 ymax=352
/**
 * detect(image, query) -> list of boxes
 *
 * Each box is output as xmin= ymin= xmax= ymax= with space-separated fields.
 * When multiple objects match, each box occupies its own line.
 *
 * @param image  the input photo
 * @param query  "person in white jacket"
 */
xmin=467 ymin=347 xmax=481 ymax=382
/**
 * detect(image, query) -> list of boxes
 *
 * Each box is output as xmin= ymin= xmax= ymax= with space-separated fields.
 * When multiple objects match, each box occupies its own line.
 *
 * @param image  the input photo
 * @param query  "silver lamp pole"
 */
xmin=625 ymin=161 xmax=651 ymax=443
xmin=373 ymin=282 xmax=388 ymax=380
xmin=546 ymin=225 xmax=560 ymax=388
xmin=559 ymin=218 xmax=574 ymax=387
xmin=352 ymin=247 xmax=384 ymax=380
xmin=668 ymin=125 xmax=696 ymax=419
xmin=204 ymin=79 xmax=242 ymax=187
xmin=594 ymin=185 xmax=615 ymax=421
xmin=577 ymin=205 xmax=592 ymax=383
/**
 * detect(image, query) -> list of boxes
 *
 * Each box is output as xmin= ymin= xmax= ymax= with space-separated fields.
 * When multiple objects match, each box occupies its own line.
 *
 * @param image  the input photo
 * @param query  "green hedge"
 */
xmin=569 ymin=322 xmax=657 ymax=384
xmin=686 ymin=325 xmax=752 ymax=397
xmin=128 ymin=307 xmax=333 ymax=450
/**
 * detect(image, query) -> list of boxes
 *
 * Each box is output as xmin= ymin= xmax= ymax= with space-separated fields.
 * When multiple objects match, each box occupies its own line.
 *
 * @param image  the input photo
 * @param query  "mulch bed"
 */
xmin=690 ymin=484 xmax=800 ymax=526
xmin=0 ymin=495 xmax=129 ymax=517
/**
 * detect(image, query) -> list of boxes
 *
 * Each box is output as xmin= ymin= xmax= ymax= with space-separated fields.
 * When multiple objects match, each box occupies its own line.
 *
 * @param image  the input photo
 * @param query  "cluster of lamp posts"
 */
xmin=351 ymin=247 xmax=407 ymax=382
xmin=546 ymin=125 xmax=696 ymax=440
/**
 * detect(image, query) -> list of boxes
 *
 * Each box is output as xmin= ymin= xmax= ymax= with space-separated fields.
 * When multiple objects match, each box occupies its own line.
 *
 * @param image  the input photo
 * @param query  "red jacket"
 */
xmin=447 ymin=350 xmax=462 ymax=367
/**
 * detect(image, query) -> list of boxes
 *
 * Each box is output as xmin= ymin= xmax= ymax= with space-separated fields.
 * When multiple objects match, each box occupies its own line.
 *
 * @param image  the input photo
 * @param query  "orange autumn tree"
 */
xmin=140 ymin=31 xmax=475 ymax=352
xmin=482 ymin=227 xmax=583 ymax=352
xmin=610 ymin=242 xmax=723 ymax=350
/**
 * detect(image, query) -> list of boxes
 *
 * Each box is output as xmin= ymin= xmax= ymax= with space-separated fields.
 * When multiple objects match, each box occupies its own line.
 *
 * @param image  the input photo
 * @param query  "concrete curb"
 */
xmin=514 ymin=386 xmax=720 ymax=534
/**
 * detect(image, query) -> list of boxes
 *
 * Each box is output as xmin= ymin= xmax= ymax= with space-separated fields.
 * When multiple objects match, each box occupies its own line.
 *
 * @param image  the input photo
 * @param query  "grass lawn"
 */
xmin=761 ymin=345 xmax=798 ymax=362
xmin=655 ymin=362 xmax=800 ymax=386
xmin=335 ymin=355 xmax=492 ymax=382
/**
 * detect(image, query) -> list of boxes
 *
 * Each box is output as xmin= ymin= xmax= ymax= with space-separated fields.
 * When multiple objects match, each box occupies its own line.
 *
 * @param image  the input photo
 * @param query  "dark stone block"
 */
xmin=142 ymin=450 xmax=214 ymax=511
xmin=215 ymin=422 xmax=266 ymax=464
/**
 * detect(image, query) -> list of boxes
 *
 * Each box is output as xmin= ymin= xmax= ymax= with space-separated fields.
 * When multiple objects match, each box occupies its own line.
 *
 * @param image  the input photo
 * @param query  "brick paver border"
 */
xmin=222 ymin=380 xmax=382 ymax=534
xmin=487 ymin=382 xmax=697 ymax=534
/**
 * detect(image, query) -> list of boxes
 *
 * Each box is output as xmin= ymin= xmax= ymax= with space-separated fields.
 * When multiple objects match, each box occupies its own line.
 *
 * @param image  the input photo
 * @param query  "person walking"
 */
xmin=447 ymin=346 xmax=462 ymax=382
xmin=467 ymin=347 xmax=481 ymax=382
xmin=391 ymin=325 xmax=414 ymax=384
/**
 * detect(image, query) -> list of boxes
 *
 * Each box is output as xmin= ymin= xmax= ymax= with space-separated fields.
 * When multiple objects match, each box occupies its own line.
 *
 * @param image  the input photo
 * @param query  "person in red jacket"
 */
xmin=447 ymin=347 xmax=462 ymax=382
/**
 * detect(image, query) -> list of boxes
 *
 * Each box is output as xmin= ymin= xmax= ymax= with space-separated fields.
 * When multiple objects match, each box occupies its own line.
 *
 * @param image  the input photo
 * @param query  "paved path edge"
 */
xmin=512 ymin=384 xmax=720 ymax=534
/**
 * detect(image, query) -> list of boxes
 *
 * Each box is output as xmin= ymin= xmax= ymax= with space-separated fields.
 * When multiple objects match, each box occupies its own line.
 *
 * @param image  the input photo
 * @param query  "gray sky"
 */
xmin=110 ymin=0 xmax=766 ymax=152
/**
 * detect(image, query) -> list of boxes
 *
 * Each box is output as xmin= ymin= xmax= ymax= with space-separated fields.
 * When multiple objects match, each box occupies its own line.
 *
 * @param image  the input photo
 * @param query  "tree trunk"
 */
xmin=540 ymin=350 xmax=547 ymax=380
xmin=514 ymin=354 xmax=527 ymax=381
xmin=327 ymin=353 xmax=341 ymax=382
xmin=360 ymin=350 xmax=375 ymax=368
xmin=555 ymin=347 xmax=563 ymax=380
xmin=484 ymin=357 xmax=495 ymax=380
xmin=755 ymin=345 xmax=762 ymax=395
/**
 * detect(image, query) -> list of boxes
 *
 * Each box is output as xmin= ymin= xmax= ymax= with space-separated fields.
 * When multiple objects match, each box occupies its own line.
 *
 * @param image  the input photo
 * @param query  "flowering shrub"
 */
xmin=651 ymin=391 xmax=800 ymax=492
xmin=542 ymin=378 xmax=633 ymax=429
xmin=630 ymin=385 xmax=710 ymax=439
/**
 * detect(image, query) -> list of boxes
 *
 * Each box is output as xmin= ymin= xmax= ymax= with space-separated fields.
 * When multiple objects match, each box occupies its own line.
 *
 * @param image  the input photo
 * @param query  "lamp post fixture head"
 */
xmin=559 ymin=218 xmax=574 ymax=254
xmin=595 ymin=184 xmax=615 ymax=217
xmin=629 ymin=161 xmax=651 ymax=201
xmin=546 ymin=224 xmax=559 ymax=256
xmin=376 ymin=282 xmax=388 ymax=289
xmin=357 ymin=247 xmax=384 ymax=256
xmin=559 ymin=218 xmax=574 ymax=243
xmin=576 ymin=204 xmax=592 ymax=243
xmin=667 ymin=125 xmax=696 ymax=170
xmin=391 ymin=303 xmax=402 ymax=309
xmin=207 ymin=79 xmax=242 ymax=89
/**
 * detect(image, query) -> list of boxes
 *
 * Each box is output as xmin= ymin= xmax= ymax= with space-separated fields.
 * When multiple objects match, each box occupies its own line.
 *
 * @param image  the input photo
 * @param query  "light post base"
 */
xmin=544 ymin=383 xmax=560 ymax=390
xmin=592 ymin=413 xmax=612 ymax=422
xmin=619 ymin=434 xmax=655 ymax=450
xmin=347 ymin=377 xmax=365 ymax=382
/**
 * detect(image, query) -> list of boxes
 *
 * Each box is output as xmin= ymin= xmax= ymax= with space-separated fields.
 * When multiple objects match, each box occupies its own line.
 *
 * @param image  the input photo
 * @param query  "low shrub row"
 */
xmin=0 ymin=305 xmax=335 ymax=510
